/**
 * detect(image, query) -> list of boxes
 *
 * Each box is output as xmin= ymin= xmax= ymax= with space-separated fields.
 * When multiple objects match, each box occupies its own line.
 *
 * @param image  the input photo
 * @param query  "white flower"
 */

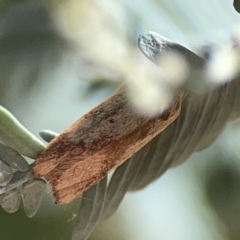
xmin=205 ymin=48 xmax=238 ymax=85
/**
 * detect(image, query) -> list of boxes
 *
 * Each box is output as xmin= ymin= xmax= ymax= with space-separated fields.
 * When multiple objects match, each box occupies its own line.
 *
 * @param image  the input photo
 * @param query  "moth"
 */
xmin=32 ymin=30 xmax=210 ymax=204
xmin=33 ymin=87 xmax=184 ymax=204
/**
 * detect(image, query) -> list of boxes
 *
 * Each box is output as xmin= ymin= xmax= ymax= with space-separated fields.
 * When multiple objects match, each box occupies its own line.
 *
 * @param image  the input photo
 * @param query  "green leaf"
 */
xmin=0 ymin=106 xmax=45 ymax=159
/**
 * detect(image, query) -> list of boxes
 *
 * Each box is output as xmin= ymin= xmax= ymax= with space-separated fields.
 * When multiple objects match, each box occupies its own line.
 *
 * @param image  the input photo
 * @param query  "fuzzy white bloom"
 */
xmin=126 ymin=57 xmax=175 ymax=117
xmin=125 ymin=50 xmax=189 ymax=117
xmin=127 ymin=77 xmax=174 ymax=117
xmin=231 ymin=25 xmax=240 ymax=46
xmin=157 ymin=52 xmax=189 ymax=87
xmin=205 ymin=48 xmax=238 ymax=85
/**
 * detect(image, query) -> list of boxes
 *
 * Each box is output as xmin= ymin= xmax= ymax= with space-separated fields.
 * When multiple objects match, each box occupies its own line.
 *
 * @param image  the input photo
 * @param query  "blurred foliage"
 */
xmin=1 ymin=0 xmax=240 ymax=240
xmin=0 ymin=0 xmax=71 ymax=108
xmin=205 ymin=157 xmax=240 ymax=240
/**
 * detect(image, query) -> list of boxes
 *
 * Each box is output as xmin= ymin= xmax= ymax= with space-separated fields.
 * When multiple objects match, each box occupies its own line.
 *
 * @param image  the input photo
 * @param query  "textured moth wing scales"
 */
xmin=33 ymin=88 xmax=185 ymax=203
xmin=33 ymin=88 xmax=128 ymax=176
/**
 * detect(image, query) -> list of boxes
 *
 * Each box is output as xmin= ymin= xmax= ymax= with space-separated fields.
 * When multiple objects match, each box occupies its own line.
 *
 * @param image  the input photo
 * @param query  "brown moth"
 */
xmin=33 ymin=87 xmax=185 ymax=204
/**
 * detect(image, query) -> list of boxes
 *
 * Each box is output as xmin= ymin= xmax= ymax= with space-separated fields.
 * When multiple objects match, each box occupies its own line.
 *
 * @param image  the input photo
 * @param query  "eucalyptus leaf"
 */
xmin=0 ymin=143 xmax=29 ymax=172
xmin=234 ymin=0 xmax=240 ymax=14
xmin=101 ymin=33 xmax=240 ymax=223
xmin=100 ymin=145 xmax=150 ymax=221
xmin=0 ymin=169 xmax=33 ymax=194
xmin=72 ymin=177 xmax=107 ymax=240
xmin=0 ymin=160 xmax=14 ymax=187
xmin=127 ymin=32 xmax=240 ymax=191
xmin=39 ymin=130 xmax=59 ymax=143
xmin=0 ymin=189 xmax=21 ymax=213
xmin=0 ymin=106 xmax=46 ymax=159
xmin=21 ymin=178 xmax=46 ymax=218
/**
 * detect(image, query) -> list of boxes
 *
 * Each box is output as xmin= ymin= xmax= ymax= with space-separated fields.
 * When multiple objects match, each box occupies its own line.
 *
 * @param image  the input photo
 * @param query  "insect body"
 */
xmin=33 ymin=88 xmax=183 ymax=203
